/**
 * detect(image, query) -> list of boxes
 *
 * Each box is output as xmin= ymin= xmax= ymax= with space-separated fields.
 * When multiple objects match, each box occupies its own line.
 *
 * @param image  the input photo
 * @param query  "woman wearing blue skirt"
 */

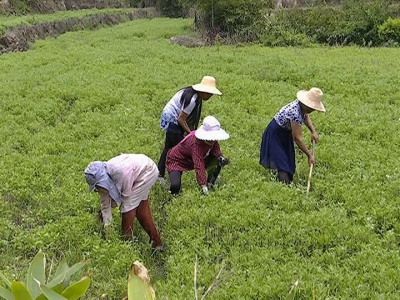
xmin=260 ymin=87 xmax=326 ymax=184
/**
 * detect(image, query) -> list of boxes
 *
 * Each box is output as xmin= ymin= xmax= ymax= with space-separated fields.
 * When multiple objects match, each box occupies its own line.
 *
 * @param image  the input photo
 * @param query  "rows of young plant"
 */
xmin=1 ymin=17 xmax=400 ymax=298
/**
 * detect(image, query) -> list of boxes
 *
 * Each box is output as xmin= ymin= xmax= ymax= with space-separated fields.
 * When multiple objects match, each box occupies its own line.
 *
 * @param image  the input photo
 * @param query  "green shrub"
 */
xmin=260 ymin=0 xmax=393 ymax=46
xmin=185 ymin=0 xmax=267 ymax=40
xmin=260 ymin=22 xmax=314 ymax=47
xmin=157 ymin=0 xmax=186 ymax=18
xmin=12 ymin=0 xmax=32 ymax=14
xmin=379 ymin=17 xmax=400 ymax=43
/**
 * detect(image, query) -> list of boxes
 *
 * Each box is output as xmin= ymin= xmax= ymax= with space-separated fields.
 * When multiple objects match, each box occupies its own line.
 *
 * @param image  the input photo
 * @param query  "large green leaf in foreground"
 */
xmin=127 ymin=261 xmax=154 ymax=300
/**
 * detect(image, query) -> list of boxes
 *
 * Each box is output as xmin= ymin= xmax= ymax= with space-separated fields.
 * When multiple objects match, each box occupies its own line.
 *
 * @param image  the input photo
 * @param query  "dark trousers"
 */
xmin=157 ymin=124 xmax=184 ymax=178
xmin=169 ymin=157 xmax=222 ymax=195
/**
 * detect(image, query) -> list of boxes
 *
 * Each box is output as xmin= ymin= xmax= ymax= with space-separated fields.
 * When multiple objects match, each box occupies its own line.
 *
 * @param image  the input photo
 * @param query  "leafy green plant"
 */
xmin=0 ymin=250 xmax=90 ymax=300
xmin=378 ymin=17 xmax=400 ymax=43
xmin=259 ymin=0 xmax=398 ymax=46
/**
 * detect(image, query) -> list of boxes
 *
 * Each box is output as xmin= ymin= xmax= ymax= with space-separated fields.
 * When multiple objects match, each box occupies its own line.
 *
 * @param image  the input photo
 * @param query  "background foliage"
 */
xmin=1 ymin=16 xmax=400 ymax=299
xmin=2 ymin=0 xmax=400 ymax=46
xmin=154 ymin=0 xmax=400 ymax=46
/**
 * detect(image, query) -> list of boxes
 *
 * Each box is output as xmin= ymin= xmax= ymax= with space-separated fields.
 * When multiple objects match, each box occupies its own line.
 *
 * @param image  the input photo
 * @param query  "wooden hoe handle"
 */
xmin=306 ymin=141 xmax=316 ymax=193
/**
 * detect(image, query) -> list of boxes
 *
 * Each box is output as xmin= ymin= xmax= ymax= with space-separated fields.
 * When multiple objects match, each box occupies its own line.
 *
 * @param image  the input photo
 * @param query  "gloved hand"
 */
xmin=218 ymin=156 xmax=230 ymax=167
xmin=201 ymin=186 xmax=209 ymax=196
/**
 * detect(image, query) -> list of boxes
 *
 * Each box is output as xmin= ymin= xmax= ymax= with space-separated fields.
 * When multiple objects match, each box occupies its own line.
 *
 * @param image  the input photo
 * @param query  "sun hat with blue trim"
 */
xmin=195 ymin=116 xmax=230 ymax=141
xmin=84 ymin=161 xmax=121 ymax=205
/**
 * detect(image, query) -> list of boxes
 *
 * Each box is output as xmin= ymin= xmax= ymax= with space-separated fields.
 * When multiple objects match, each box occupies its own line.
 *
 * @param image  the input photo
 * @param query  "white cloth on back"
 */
xmin=105 ymin=154 xmax=158 ymax=213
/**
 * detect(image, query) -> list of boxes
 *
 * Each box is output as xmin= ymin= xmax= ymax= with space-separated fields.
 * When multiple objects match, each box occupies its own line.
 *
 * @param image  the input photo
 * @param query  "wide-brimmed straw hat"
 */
xmin=297 ymin=87 xmax=326 ymax=112
xmin=195 ymin=116 xmax=230 ymax=141
xmin=192 ymin=76 xmax=222 ymax=95
xmin=84 ymin=161 xmax=121 ymax=205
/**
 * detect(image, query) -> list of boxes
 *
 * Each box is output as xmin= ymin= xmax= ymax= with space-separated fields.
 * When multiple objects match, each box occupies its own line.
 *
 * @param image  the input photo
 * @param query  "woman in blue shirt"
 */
xmin=260 ymin=87 xmax=326 ymax=184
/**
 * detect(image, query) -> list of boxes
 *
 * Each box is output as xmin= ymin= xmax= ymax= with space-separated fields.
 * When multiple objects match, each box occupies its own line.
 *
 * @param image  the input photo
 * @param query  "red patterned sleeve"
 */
xmin=192 ymin=143 xmax=208 ymax=186
xmin=211 ymin=142 xmax=222 ymax=158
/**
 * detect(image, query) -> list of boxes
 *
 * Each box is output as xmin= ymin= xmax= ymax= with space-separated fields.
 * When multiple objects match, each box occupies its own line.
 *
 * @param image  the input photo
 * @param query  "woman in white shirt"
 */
xmin=157 ymin=76 xmax=222 ymax=181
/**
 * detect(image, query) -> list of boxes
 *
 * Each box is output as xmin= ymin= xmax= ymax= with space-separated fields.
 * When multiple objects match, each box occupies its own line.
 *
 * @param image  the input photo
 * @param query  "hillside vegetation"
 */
xmin=2 ymin=0 xmax=400 ymax=47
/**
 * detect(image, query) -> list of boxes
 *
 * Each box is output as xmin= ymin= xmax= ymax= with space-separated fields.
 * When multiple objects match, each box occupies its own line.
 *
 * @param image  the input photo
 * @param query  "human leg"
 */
xmin=157 ymin=130 xmax=184 ymax=178
xmin=277 ymin=170 xmax=292 ymax=184
xmin=157 ymin=135 xmax=171 ymax=178
xmin=136 ymin=200 xmax=162 ymax=248
xmin=168 ymin=170 xmax=182 ymax=196
xmin=121 ymin=208 xmax=137 ymax=240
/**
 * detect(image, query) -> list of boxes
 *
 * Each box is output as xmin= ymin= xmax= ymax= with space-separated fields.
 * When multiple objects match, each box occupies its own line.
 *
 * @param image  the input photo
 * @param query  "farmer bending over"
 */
xmin=260 ymin=87 xmax=326 ymax=184
xmin=157 ymin=76 xmax=222 ymax=183
xmin=166 ymin=116 xmax=230 ymax=196
xmin=84 ymin=154 xmax=162 ymax=249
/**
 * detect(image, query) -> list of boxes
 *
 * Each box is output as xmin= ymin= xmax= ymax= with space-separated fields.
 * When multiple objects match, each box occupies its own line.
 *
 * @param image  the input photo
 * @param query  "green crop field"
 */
xmin=1 ymin=16 xmax=400 ymax=299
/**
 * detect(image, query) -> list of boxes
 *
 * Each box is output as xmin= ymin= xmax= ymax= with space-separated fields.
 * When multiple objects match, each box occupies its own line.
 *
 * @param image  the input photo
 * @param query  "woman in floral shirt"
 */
xmin=260 ymin=87 xmax=326 ymax=184
xmin=166 ymin=116 xmax=230 ymax=196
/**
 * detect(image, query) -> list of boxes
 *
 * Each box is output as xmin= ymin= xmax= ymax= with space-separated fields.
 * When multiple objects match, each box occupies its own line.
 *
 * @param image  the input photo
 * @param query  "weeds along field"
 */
xmin=0 ymin=8 xmax=136 ymax=35
xmin=1 ymin=17 xmax=400 ymax=299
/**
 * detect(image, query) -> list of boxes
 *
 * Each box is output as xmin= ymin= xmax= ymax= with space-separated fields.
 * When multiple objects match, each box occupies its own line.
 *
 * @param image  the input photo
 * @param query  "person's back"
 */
xmin=106 ymin=154 xmax=157 ymax=197
xmin=166 ymin=132 xmax=196 ymax=165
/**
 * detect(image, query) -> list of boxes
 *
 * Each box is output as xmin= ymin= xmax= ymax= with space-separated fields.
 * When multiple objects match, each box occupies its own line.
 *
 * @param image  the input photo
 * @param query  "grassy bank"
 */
xmin=0 ymin=17 xmax=400 ymax=299
xmin=0 ymin=8 xmax=136 ymax=35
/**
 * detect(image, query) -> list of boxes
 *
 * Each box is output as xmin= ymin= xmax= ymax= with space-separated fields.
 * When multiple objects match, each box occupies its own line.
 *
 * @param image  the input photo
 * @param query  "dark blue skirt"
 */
xmin=259 ymin=119 xmax=295 ymax=176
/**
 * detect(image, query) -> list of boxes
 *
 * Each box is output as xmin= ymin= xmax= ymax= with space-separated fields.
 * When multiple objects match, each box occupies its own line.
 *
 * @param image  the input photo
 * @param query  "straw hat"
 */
xmin=297 ymin=87 xmax=326 ymax=112
xmin=195 ymin=116 xmax=230 ymax=141
xmin=192 ymin=76 xmax=222 ymax=95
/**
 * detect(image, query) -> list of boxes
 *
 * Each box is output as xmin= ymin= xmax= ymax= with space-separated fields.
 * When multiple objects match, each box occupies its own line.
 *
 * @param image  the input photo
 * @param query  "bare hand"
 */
xmin=308 ymin=154 xmax=315 ymax=166
xmin=311 ymin=132 xmax=319 ymax=143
